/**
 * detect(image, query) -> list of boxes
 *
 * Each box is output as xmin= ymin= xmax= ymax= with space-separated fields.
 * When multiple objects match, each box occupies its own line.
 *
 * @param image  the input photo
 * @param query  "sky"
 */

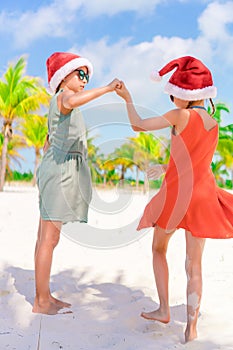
xmin=0 ymin=0 xmax=233 ymax=172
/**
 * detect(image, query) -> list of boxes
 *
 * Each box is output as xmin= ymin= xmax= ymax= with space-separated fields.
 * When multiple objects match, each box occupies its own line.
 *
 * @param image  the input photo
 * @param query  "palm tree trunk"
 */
xmin=120 ymin=165 xmax=125 ymax=187
xmin=143 ymin=171 xmax=149 ymax=194
xmin=135 ymin=166 xmax=139 ymax=190
xmin=32 ymin=148 xmax=40 ymax=186
xmin=0 ymin=133 xmax=9 ymax=191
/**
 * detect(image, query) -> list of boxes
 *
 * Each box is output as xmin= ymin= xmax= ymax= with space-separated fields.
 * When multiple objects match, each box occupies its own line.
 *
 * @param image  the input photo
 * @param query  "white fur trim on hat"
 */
xmin=150 ymin=70 xmax=162 ymax=82
xmin=164 ymin=82 xmax=217 ymax=101
xmin=50 ymin=57 xmax=93 ymax=93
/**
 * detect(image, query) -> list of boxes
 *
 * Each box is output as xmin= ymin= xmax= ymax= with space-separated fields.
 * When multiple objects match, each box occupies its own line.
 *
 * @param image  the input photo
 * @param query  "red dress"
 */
xmin=137 ymin=110 xmax=233 ymax=238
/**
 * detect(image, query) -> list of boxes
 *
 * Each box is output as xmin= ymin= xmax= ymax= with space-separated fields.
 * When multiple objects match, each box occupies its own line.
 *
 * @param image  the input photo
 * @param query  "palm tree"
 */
xmin=217 ymin=138 xmax=233 ymax=186
xmin=208 ymin=102 xmax=230 ymax=125
xmin=87 ymin=134 xmax=103 ymax=184
xmin=0 ymin=56 xmax=50 ymax=191
xmin=0 ymin=132 xmax=27 ymax=178
xmin=129 ymin=132 xmax=168 ymax=192
xmin=20 ymin=114 xmax=48 ymax=185
xmin=211 ymin=160 xmax=228 ymax=187
xmin=108 ymin=142 xmax=135 ymax=187
xmin=210 ymin=102 xmax=233 ymax=186
xmin=98 ymin=155 xmax=120 ymax=187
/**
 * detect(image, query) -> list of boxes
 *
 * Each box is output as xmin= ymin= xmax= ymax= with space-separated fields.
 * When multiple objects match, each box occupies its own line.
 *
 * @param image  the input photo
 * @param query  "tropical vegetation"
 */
xmin=210 ymin=103 xmax=233 ymax=188
xmin=20 ymin=113 xmax=48 ymax=185
xmin=0 ymin=56 xmax=232 ymax=190
xmin=0 ymin=56 xmax=50 ymax=190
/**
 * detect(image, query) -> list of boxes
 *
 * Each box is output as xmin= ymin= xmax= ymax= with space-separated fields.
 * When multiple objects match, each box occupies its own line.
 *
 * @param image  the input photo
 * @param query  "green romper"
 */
xmin=36 ymin=90 xmax=92 ymax=224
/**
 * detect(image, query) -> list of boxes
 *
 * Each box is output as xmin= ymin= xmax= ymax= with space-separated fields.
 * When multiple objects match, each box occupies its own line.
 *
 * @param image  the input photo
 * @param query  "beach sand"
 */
xmin=0 ymin=186 xmax=232 ymax=350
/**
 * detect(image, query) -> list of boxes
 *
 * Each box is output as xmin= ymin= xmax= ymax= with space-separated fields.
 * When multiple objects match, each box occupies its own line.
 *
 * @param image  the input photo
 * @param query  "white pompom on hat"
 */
xmin=46 ymin=52 xmax=93 ymax=93
xmin=151 ymin=56 xmax=217 ymax=101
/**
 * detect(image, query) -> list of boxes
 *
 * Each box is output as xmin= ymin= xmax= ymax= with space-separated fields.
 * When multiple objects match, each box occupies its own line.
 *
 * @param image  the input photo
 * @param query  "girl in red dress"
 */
xmin=116 ymin=56 xmax=233 ymax=342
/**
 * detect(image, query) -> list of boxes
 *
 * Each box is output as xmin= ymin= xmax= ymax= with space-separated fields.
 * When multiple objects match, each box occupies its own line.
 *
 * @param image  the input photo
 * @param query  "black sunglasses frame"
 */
xmin=74 ymin=69 xmax=89 ymax=83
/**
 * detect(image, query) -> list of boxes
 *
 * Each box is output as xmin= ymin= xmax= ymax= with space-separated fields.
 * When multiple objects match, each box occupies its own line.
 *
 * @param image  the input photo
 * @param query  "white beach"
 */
xmin=0 ymin=186 xmax=233 ymax=350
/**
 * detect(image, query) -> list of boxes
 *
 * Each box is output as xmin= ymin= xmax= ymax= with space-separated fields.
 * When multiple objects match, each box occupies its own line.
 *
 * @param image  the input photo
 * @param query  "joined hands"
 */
xmin=108 ymin=78 xmax=122 ymax=91
xmin=115 ymin=81 xmax=131 ymax=101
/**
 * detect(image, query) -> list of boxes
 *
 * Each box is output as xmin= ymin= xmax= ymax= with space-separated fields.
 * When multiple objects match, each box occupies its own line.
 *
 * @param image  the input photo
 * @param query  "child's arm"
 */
xmin=115 ymin=81 xmax=182 ymax=132
xmin=62 ymin=79 xmax=121 ymax=109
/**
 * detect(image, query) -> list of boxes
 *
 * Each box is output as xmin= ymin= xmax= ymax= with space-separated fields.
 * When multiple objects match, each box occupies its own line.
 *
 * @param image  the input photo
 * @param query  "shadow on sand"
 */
xmin=0 ymin=265 xmax=231 ymax=350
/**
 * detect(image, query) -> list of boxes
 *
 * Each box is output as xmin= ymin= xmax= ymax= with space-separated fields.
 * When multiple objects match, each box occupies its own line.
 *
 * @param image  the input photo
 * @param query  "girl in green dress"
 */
xmin=33 ymin=52 xmax=121 ymax=315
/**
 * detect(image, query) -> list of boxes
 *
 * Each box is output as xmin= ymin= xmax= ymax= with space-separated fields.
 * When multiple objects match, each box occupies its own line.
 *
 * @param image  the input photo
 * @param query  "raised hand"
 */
xmin=107 ymin=78 xmax=122 ymax=91
xmin=147 ymin=164 xmax=165 ymax=180
xmin=115 ymin=81 xmax=131 ymax=102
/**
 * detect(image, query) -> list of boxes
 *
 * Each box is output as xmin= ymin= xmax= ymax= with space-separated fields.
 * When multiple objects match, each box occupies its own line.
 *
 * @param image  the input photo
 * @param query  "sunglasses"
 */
xmin=74 ymin=69 xmax=89 ymax=83
xmin=170 ymin=95 xmax=174 ymax=102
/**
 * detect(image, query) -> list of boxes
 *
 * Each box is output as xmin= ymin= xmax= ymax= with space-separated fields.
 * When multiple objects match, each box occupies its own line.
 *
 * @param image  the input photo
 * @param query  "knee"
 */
xmin=40 ymin=230 xmax=60 ymax=249
xmin=152 ymin=241 xmax=167 ymax=255
xmin=50 ymin=234 xmax=60 ymax=248
xmin=152 ymin=226 xmax=172 ymax=256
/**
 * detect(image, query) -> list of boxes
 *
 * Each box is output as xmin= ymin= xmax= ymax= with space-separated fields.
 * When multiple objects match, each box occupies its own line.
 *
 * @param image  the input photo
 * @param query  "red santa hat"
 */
xmin=151 ymin=56 xmax=217 ymax=100
xmin=46 ymin=52 xmax=93 ymax=93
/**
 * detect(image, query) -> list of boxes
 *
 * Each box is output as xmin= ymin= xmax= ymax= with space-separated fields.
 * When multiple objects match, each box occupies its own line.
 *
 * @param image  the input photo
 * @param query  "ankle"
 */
xmin=159 ymin=303 xmax=170 ymax=314
xmin=35 ymin=294 xmax=50 ymax=304
xmin=185 ymin=324 xmax=197 ymax=342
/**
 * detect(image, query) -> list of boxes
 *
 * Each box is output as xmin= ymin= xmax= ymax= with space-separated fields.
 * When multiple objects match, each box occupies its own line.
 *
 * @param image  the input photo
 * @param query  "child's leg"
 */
xmin=185 ymin=230 xmax=205 ymax=342
xmin=33 ymin=219 xmax=62 ymax=315
xmin=34 ymin=218 xmax=71 ymax=310
xmin=141 ymin=226 xmax=174 ymax=323
xmin=34 ymin=217 xmax=42 ymax=259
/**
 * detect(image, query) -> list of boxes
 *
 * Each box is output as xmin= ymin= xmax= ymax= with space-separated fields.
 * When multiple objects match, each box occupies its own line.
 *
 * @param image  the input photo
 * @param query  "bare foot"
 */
xmin=185 ymin=327 xmax=197 ymax=342
xmin=141 ymin=309 xmax=170 ymax=324
xmin=50 ymin=295 xmax=71 ymax=308
xmin=32 ymin=299 xmax=63 ymax=315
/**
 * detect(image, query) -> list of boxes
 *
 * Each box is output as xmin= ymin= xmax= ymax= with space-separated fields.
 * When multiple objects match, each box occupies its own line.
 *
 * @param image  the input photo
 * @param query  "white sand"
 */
xmin=0 ymin=186 xmax=233 ymax=350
